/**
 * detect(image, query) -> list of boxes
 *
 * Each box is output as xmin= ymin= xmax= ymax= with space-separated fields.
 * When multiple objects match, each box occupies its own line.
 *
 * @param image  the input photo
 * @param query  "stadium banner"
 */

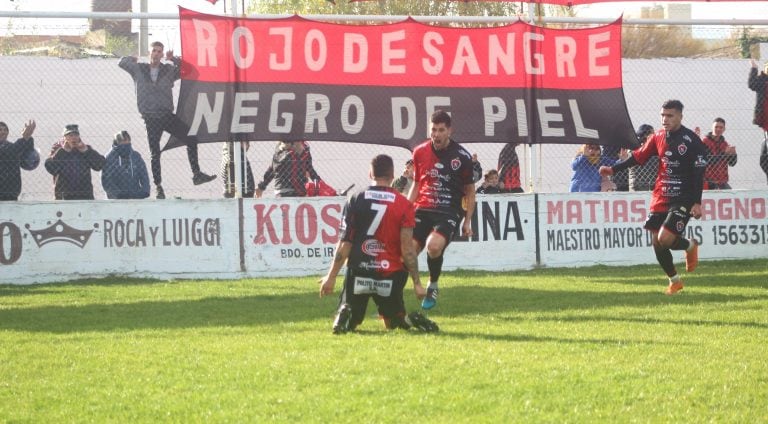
xmin=174 ymin=8 xmax=637 ymax=151
xmin=539 ymin=190 xmax=768 ymax=267
xmin=0 ymin=200 xmax=240 ymax=284
xmin=3 ymin=192 xmax=765 ymax=284
xmin=241 ymin=194 xmax=538 ymax=275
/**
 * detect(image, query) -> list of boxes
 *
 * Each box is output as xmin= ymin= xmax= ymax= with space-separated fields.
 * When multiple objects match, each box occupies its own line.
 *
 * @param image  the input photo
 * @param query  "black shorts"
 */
xmin=644 ymin=204 xmax=692 ymax=236
xmin=413 ymin=209 xmax=462 ymax=248
xmin=339 ymin=269 xmax=408 ymax=329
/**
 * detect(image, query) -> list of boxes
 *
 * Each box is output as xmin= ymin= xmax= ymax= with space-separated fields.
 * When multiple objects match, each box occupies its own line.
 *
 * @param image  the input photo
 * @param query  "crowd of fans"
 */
xmin=2 ymin=55 xmax=768 ymax=202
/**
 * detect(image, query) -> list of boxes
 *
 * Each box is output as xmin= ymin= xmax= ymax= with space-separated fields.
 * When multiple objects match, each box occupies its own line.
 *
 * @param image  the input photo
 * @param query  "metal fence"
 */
xmin=1 ymin=14 xmax=768 ymax=201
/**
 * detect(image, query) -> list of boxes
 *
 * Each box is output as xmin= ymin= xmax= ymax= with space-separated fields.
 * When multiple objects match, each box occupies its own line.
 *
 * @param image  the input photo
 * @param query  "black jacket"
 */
xmin=0 ymin=137 xmax=34 ymax=200
xmin=45 ymin=143 xmax=106 ymax=200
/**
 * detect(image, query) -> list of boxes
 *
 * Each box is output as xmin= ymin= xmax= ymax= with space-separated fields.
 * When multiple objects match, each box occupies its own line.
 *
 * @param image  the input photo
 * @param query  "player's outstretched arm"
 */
xmin=319 ymin=241 xmax=351 ymax=298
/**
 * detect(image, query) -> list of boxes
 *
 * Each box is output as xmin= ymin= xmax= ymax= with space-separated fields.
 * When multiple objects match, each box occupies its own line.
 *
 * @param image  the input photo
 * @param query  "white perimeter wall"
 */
xmin=1 ymin=191 xmax=766 ymax=284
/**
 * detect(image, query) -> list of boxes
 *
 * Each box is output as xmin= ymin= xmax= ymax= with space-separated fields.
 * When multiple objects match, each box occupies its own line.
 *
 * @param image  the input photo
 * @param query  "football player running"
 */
xmin=600 ymin=100 xmax=707 ymax=295
xmin=407 ymin=110 xmax=476 ymax=310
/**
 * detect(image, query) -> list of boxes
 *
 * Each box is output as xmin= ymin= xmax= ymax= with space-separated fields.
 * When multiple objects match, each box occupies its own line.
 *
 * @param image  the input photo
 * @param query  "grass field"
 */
xmin=1 ymin=259 xmax=767 ymax=422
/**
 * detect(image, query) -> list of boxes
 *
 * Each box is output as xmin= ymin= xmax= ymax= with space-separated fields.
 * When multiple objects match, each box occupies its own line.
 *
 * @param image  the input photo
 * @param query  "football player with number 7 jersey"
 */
xmin=319 ymin=154 xmax=438 ymax=333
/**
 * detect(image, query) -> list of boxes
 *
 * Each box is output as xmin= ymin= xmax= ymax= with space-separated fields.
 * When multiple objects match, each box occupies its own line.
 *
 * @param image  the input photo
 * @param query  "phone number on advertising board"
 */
xmin=711 ymin=225 xmax=768 ymax=245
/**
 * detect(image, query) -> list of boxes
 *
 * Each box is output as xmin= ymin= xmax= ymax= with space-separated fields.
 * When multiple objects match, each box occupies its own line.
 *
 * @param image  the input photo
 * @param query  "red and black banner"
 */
xmin=177 ymin=7 xmax=636 ymax=150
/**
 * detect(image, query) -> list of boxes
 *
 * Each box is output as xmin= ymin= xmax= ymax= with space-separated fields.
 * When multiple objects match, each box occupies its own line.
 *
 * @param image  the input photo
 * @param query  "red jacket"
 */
xmin=701 ymin=134 xmax=737 ymax=186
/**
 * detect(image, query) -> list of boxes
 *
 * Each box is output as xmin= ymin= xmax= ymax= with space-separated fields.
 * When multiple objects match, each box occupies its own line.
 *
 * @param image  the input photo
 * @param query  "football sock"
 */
xmin=669 ymin=274 xmax=681 ymax=283
xmin=653 ymin=244 xmax=677 ymax=277
xmin=669 ymin=237 xmax=691 ymax=251
xmin=427 ymin=281 xmax=438 ymax=291
xmin=427 ymin=254 xmax=444 ymax=284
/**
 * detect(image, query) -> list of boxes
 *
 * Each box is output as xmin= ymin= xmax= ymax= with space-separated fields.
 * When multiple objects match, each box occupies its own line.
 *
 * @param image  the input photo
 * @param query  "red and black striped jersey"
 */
xmin=632 ymin=126 xmax=707 ymax=212
xmin=412 ymin=139 xmax=474 ymax=215
xmin=340 ymin=186 xmax=415 ymax=276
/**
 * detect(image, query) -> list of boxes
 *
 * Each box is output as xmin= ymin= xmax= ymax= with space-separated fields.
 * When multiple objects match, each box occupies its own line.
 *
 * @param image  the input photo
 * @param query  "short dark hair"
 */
xmin=713 ymin=117 xmax=725 ymax=125
xmin=0 ymin=121 xmax=7 ymax=131
xmin=371 ymin=154 xmax=394 ymax=179
xmin=662 ymin=99 xmax=684 ymax=112
xmin=150 ymin=41 xmax=164 ymax=49
xmin=431 ymin=110 xmax=451 ymax=127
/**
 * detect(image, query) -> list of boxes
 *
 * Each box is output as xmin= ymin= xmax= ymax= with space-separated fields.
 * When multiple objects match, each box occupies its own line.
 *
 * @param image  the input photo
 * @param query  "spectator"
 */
xmin=761 ymin=136 xmax=768 ymax=184
xmin=118 ymin=41 xmax=216 ymax=200
xmin=102 ymin=131 xmax=150 ymax=199
xmin=700 ymin=117 xmax=737 ymax=189
xmin=255 ymin=141 xmax=322 ymax=198
xmin=476 ymin=169 xmax=505 ymax=194
xmin=748 ymin=59 xmax=768 ymax=135
xmin=0 ymin=119 xmax=37 ymax=201
xmin=569 ymin=144 xmax=617 ymax=192
xmin=45 ymin=124 xmax=106 ymax=200
xmin=319 ymin=154 xmax=437 ymax=334
xmin=629 ymin=124 xmax=658 ymax=191
xmin=498 ymin=142 xmax=524 ymax=193
xmin=220 ymin=142 xmax=255 ymax=198
xmin=471 ymin=153 xmax=483 ymax=184
xmin=391 ymin=159 xmax=414 ymax=195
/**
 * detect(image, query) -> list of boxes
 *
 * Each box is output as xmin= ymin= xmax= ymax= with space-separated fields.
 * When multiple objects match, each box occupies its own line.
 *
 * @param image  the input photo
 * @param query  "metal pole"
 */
xmin=138 ymin=0 xmax=147 ymax=56
xmin=229 ymin=0 xmax=243 ymax=198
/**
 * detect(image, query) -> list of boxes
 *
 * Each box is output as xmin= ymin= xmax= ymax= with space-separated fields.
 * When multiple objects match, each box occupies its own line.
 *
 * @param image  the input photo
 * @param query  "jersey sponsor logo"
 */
xmin=695 ymin=155 xmax=707 ymax=168
xmin=429 ymin=169 xmax=439 ymax=178
xmin=434 ymin=163 xmax=444 ymax=169
xmin=665 ymin=151 xmax=672 ymax=156
xmin=451 ymin=158 xmax=461 ymax=171
xmin=353 ymin=276 xmax=393 ymax=296
xmin=677 ymin=144 xmax=687 ymax=155
xmin=362 ymin=239 xmax=386 ymax=256
xmin=364 ymin=190 xmax=396 ymax=202
xmin=358 ymin=259 xmax=391 ymax=271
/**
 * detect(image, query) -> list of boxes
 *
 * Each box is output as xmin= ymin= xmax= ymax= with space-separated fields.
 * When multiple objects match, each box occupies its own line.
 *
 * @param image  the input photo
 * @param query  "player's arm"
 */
xmin=406 ymin=175 xmax=418 ymax=203
xmin=400 ymin=227 xmax=425 ymax=299
xmin=319 ymin=241 xmax=351 ymax=297
xmin=599 ymin=154 xmax=638 ymax=177
xmin=462 ymin=182 xmax=475 ymax=237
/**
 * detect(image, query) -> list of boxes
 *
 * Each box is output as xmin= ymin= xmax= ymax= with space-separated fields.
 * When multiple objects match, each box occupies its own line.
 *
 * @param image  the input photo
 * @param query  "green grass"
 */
xmin=1 ymin=259 xmax=767 ymax=422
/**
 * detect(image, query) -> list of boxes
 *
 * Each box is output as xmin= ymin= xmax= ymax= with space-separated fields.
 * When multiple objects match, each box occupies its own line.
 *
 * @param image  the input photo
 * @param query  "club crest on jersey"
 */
xmin=362 ymin=239 xmax=386 ymax=256
xmin=451 ymin=158 xmax=461 ymax=171
xmin=676 ymin=221 xmax=685 ymax=233
xmin=677 ymin=144 xmax=687 ymax=155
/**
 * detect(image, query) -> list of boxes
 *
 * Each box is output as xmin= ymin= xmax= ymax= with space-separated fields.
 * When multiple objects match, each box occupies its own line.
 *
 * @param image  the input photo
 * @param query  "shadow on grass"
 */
xmin=524 ymin=315 xmax=768 ymax=330
xmin=439 ymin=330 xmax=675 ymax=346
xmin=0 ymin=277 xmax=171 ymax=297
xmin=1 ymin=284 xmax=764 ymax=334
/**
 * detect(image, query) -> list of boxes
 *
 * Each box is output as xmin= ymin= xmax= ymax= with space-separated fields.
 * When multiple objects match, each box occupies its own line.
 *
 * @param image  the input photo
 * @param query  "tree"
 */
xmin=248 ymin=0 xmax=527 ymax=26
xmin=622 ymin=24 xmax=709 ymax=58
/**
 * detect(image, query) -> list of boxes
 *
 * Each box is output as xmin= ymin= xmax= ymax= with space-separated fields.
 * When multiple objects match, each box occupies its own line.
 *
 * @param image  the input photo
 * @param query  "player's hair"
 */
xmin=0 ymin=121 xmax=7 ymax=131
xmin=431 ymin=109 xmax=452 ymax=127
xmin=713 ymin=117 xmax=725 ymax=125
xmin=371 ymin=154 xmax=394 ymax=179
xmin=662 ymin=99 xmax=684 ymax=112
xmin=150 ymin=41 xmax=164 ymax=49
